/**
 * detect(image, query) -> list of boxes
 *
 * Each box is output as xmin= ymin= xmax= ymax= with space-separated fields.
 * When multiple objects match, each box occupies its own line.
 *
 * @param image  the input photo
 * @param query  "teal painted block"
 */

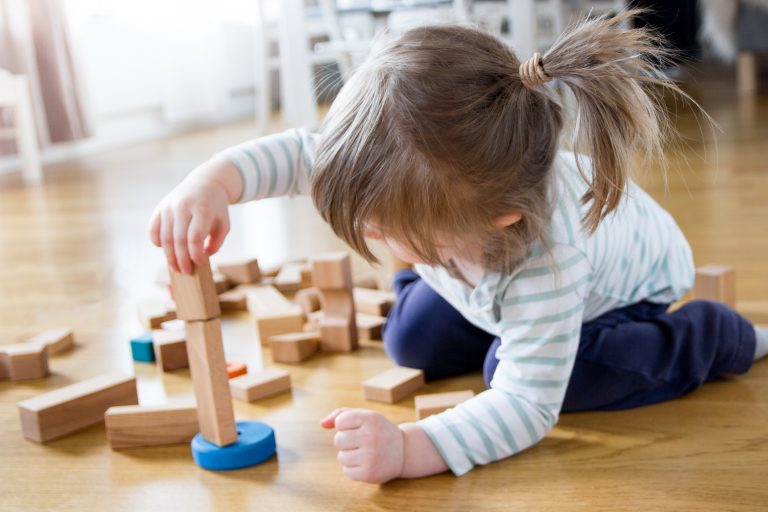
xmin=130 ymin=332 xmax=155 ymax=362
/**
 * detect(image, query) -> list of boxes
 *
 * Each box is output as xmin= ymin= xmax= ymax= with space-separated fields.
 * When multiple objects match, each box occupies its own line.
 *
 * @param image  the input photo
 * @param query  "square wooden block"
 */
xmin=353 ymin=288 xmax=396 ymax=316
xmin=363 ymin=367 xmax=425 ymax=403
xmin=319 ymin=317 xmax=358 ymax=352
xmin=269 ymin=332 xmax=320 ymax=363
xmin=230 ymin=368 xmax=292 ymax=402
xmin=694 ymin=265 xmax=736 ymax=308
xmin=311 ymin=253 xmax=353 ymax=290
xmin=168 ymin=257 xmax=221 ymax=321
xmin=357 ymin=314 xmax=386 ymax=341
xmin=1 ymin=343 xmax=49 ymax=381
xmin=217 ymin=258 xmax=260 ymax=285
xmin=153 ymin=330 xmax=189 ymax=372
xmin=415 ymin=390 xmax=475 ymax=420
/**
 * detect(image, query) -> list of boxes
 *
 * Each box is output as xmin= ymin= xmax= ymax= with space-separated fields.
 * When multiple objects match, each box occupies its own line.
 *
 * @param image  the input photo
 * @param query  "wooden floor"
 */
xmin=1 ymin=69 xmax=767 ymax=511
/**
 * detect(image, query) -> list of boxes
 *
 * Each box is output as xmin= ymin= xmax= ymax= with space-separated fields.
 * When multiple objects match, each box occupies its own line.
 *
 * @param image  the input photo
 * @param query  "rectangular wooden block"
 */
xmin=294 ymin=287 xmax=321 ymax=316
xmin=319 ymin=317 xmax=358 ymax=352
xmin=27 ymin=328 xmax=74 ymax=355
xmin=694 ymin=265 xmax=736 ymax=308
xmin=184 ymin=318 xmax=238 ymax=447
xmin=105 ymin=403 xmax=199 ymax=449
xmin=18 ymin=373 xmax=138 ymax=443
xmin=213 ymin=271 xmax=232 ymax=294
xmin=363 ymin=367 xmax=425 ymax=403
xmin=230 ymin=368 xmax=291 ymax=402
xmin=414 ymin=390 xmax=475 ymax=420
xmin=137 ymin=299 xmax=177 ymax=330
xmin=353 ymin=288 xmax=396 ymax=316
xmin=357 ymin=314 xmax=386 ymax=341
xmin=269 ymin=332 xmax=319 ymax=363
xmin=274 ymin=262 xmax=313 ymax=293
xmin=217 ymin=258 xmax=260 ymax=284
xmin=169 ymin=257 xmax=221 ymax=321
xmin=246 ymin=286 xmax=305 ymax=345
xmin=152 ymin=330 xmax=189 ymax=372
xmin=311 ymin=252 xmax=353 ymax=289
xmin=218 ymin=285 xmax=249 ymax=311
xmin=1 ymin=343 xmax=49 ymax=381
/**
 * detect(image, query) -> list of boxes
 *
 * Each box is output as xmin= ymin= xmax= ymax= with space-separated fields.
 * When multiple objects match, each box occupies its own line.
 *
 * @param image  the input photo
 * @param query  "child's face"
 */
xmin=363 ymin=224 xmax=478 ymax=266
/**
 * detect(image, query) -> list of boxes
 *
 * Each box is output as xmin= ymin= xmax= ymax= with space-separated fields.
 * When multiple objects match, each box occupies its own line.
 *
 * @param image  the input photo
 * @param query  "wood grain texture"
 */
xmin=168 ymin=258 xmax=221 ymax=321
xmin=0 ymin=79 xmax=767 ymax=511
xmin=105 ymin=402 xmax=199 ymax=449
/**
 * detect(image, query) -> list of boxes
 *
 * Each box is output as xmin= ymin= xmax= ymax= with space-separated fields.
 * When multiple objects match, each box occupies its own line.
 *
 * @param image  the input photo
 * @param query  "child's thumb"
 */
xmin=319 ymin=408 xmax=348 ymax=429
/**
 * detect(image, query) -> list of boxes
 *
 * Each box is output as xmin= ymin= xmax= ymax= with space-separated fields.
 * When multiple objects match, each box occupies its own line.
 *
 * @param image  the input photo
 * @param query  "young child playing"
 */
xmin=150 ymin=13 xmax=768 ymax=483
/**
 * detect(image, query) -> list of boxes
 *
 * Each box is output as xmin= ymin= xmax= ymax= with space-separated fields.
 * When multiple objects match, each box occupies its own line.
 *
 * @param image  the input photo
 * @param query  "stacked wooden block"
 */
xmin=312 ymin=253 xmax=358 ymax=352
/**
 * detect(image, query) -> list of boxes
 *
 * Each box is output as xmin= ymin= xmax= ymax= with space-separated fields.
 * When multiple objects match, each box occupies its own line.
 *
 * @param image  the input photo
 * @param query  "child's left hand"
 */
xmin=320 ymin=408 xmax=404 ymax=484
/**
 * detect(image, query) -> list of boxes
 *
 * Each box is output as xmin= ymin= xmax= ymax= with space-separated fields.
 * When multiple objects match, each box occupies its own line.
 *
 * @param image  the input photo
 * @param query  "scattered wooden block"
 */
xmin=27 ymin=328 xmax=74 ymax=355
xmin=105 ymin=402 xmax=199 ymax=450
xmin=294 ymin=287 xmax=321 ymax=316
xmin=274 ymin=262 xmax=313 ymax=293
xmin=137 ymin=299 xmax=177 ymax=330
xmin=268 ymin=332 xmax=319 ymax=363
xmin=305 ymin=311 xmax=323 ymax=332
xmin=217 ymin=258 xmax=260 ymax=285
xmin=130 ymin=332 xmax=155 ymax=363
xmin=226 ymin=361 xmax=248 ymax=379
xmin=213 ymin=271 xmax=232 ymax=294
xmin=153 ymin=330 xmax=189 ymax=372
xmin=230 ymin=368 xmax=291 ymax=402
xmin=0 ymin=343 xmax=49 ymax=381
xmin=184 ymin=318 xmax=238 ymax=447
xmin=319 ymin=317 xmax=358 ymax=352
xmin=218 ymin=285 xmax=249 ymax=311
xmin=18 ymin=373 xmax=138 ymax=443
xmin=414 ymin=390 xmax=475 ymax=420
xmin=169 ymin=257 xmax=221 ymax=321
xmin=694 ymin=265 xmax=736 ymax=308
xmin=159 ymin=318 xmax=185 ymax=332
xmin=354 ymin=288 xmax=396 ymax=316
xmin=363 ymin=367 xmax=425 ymax=403
xmin=311 ymin=253 xmax=353 ymax=289
xmin=357 ymin=314 xmax=386 ymax=341
xmin=246 ymin=286 xmax=304 ymax=345
xmin=354 ymin=275 xmax=379 ymax=290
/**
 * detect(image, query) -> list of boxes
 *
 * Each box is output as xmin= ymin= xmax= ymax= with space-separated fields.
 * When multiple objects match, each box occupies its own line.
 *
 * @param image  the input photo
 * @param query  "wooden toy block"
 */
xmin=137 ymin=299 xmax=177 ymax=330
xmin=0 ymin=343 xmax=49 ymax=381
xmin=153 ymin=330 xmax=189 ymax=372
xmin=414 ymin=390 xmax=475 ymax=420
xmin=246 ymin=286 xmax=304 ymax=345
xmin=213 ymin=271 xmax=232 ymax=294
xmin=184 ymin=318 xmax=238 ymax=446
xmin=0 ymin=356 xmax=7 ymax=379
xmin=130 ymin=332 xmax=155 ymax=363
xmin=226 ymin=361 xmax=248 ymax=379
xmin=294 ymin=287 xmax=321 ymax=316
xmin=694 ymin=265 xmax=736 ymax=308
xmin=217 ymin=258 xmax=260 ymax=284
xmin=274 ymin=262 xmax=313 ymax=293
xmin=159 ymin=318 xmax=185 ymax=332
xmin=105 ymin=403 xmax=199 ymax=450
xmin=218 ymin=286 xmax=249 ymax=311
xmin=363 ymin=367 xmax=425 ymax=403
xmin=354 ymin=275 xmax=379 ymax=290
xmin=168 ymin=257 xmax=221 ymax=321
xmin=18 ymin=373 xmax=138 ymax=443
xmin=268 ymin=332 xmax=319 ymax=363
xmin=305 ymin=311 xmax=323 ymax=332
xmin=321 ymin=289 xmax=356 ymax=318
xmin=357 ymin=314 xmax=386 ymax=341
xmin=319 ymin=317 xmax=358 ymax=352
xmin=311 ymin=252 xmax=353 ymax=289
xmin=27 ymin=328 xmax=74 ymax=355
xmin=230 ymin=368 xmax=291 ymax=402
xmin=354 ymin=288 xmax=396 ymax=316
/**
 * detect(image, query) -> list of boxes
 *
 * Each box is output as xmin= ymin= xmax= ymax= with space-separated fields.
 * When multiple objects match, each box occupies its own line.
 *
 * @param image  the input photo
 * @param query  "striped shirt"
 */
xmin=222 ymin=128 xmax=695 ymax=476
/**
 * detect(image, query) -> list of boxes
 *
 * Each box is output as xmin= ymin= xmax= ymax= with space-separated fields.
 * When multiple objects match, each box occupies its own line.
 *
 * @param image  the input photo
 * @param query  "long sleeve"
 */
xmin=417 ymin=244 xmax=592 ymax=476
xmin=217 ymin=128 xmax=319 ymax=203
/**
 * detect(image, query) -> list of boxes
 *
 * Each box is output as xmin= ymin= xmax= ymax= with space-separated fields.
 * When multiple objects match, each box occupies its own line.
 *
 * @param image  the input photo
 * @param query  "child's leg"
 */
xmin=383 ymin=270 xmax=497 ymax=380
xmin=561 ymin=300 xmax=756 ymax=411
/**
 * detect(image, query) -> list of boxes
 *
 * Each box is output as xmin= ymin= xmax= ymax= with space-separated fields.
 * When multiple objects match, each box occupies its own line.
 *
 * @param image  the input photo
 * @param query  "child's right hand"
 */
xmin=149 ymin=173 xmax=232 ymax=275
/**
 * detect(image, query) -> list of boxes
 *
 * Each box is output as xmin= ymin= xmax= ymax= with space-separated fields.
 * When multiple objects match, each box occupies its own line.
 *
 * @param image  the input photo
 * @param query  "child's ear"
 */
xmin=493 ymin=212 xmax=522 ymax=228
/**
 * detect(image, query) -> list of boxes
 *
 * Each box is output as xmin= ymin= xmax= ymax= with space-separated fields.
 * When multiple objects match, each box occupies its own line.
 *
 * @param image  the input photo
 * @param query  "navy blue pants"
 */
xmin=383 ymin=270 xmax=756 ymax=411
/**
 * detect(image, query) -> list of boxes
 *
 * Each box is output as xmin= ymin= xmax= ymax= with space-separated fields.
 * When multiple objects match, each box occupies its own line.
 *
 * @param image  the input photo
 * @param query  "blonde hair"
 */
xmin=311 ymin=11 xmax=683 ymax=273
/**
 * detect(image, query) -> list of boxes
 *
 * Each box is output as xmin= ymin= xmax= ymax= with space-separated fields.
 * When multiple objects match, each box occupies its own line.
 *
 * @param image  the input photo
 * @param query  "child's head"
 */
xmin=311 ymin=11 xmax=680 ymax=272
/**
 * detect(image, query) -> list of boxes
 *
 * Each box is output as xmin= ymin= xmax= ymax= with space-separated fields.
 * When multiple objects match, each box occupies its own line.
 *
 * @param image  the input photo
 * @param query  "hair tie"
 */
xmin=519 ymin=52 xmax=552 ymax=88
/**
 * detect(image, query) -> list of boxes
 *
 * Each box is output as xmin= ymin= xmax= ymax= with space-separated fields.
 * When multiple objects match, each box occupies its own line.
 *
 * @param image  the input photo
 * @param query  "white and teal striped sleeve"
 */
xmin=417 ymin=244 xmax=592 ymax=476
xmin=216 ymin=128 xmax=319 ymax=203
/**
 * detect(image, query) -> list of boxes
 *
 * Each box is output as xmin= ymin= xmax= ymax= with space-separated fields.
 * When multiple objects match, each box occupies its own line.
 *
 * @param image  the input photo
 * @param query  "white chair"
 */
xmin=0 ymin=71 xmax=42 ymax=184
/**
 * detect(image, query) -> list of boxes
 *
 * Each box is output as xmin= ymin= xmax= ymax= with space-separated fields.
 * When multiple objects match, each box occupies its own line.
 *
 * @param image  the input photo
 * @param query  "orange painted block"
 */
xmin=357 ymin=314 xmax=386 ymax=341
xmin=153 ymin=330 xmax=189 ymax=372
xmin=0 ymin=342 xmax=49 ymax=381
xmin=353 ymin=288 xmax=396 ymax=316
xmin=105 ymin=402 xmax=199 ymax=450
xmin=18 ymin=373 xmax=138 ymax=443
xmin=137 ymin=299 xmax=177 ymax=330
xmin=414 ymin=390 xmax=475 ymax=420
xmin=694 ymin=265 xmax=736 ymax=308
xmin=226 ymin=361 xmax=248 ymax=379
xmin=268 ymin=332 xmax=319 ymax=363
xmin=363 ymin=367 xmax=425 ymax=403
xmin=294 ymin=287 xmax=321 ymax=316
xmin=217 ymin=258 xmax=260 ymax=285
xmin=27 ymin=328 xmax=75 ymax=355
xmin=246 ymin=286 xmax=305 ymax=345
xmin=168 ymin=257 xmax=221 ymax=321
xmin=230 ymin=368 xmax=291 ymax=402
xmin=311 ymin=252 xmax=353 ymax=289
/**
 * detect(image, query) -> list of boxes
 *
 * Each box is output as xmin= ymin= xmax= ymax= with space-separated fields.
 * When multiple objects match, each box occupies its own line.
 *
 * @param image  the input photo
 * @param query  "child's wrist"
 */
xmin=190 ymin=157 xmax=244 ymax=204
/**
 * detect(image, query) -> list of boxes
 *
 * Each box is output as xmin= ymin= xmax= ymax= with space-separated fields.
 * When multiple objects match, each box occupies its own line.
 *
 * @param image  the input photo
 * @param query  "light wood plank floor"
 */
xmin=1 ymin=70 xmax=766 ymax=511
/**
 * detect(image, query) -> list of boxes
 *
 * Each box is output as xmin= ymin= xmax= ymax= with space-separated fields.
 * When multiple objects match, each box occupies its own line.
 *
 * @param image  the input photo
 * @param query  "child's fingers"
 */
xmin=173 ymin=209 xmax=193 ymax=274
xmin=148 ymin=209 xmax=162 ymax=247
xmin=333 ymin=430 xmax=359 ymax=451
xmin=337 ymin=449 xmax=362 ymax=467
xmin=333 ymin=410 xmax=367 ymax=431
xmin=187 ymin=214 xmax=211 ymax=266
xmin=204 ymin=217 xmax=229 ymax=256
xmin=160 ymin=208 xmax=179 ymax=273
xmin=320 ymin=407 xmax=349 ymax=429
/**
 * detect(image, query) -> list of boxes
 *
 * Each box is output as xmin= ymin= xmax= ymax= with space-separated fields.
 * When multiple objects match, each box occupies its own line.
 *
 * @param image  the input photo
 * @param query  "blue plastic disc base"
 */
xmin=191 ymin=421 xmax=276 ymax=471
